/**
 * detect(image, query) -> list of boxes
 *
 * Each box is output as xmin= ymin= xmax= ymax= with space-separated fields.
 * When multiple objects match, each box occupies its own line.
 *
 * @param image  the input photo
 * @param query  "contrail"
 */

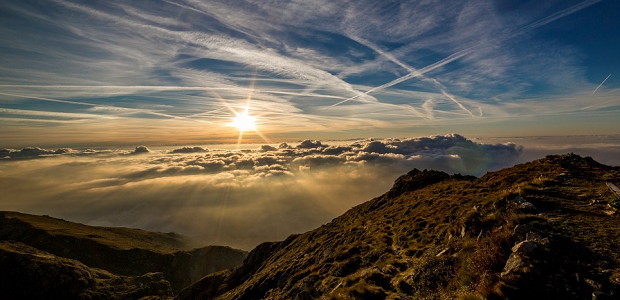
xmin=0 ymin=92 xmax=205 ymax=122
xmin=521 ymin=0 xmax=603 ymax=32
xmin=441 ymin=90 xmax=474 ymax=117
xmin=332 ymin=0 xmax=604 ymax=107
xmin=348 ymin=36 xmax=479 ymax=117
xmin=0 ymin=85 xmax=348 ymax=100
xmin=350 ymin=36 xmax=416 ymax=73
xmin=330 ymin=47 xmax=473 ymax=107
xmin=590 ymin=74 xmax=611 ymax=96
xmin=0 ymin=84 xmax=243 ymax=91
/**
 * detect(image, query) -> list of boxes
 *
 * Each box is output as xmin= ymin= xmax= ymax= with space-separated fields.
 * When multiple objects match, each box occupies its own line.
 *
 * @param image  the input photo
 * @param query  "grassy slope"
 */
xmin=0 ymin=240 xmax=174 ymax=300
xmin=0 ymin=211 xmax=248 ymax=294
xmin=177 ymin=154 xmax=620 ymax=300
xmin=0 ymin=211 xmax=189 ymax=253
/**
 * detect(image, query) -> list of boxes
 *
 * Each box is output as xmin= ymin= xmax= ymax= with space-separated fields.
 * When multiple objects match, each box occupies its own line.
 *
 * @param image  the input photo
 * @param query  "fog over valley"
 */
xmin=2 ymin=134 xmax=617 ymax=250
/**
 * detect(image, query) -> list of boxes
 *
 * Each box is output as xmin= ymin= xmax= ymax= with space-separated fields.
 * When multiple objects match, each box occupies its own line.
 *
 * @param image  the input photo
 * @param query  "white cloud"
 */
xmin=5 ymin=134 xmax=620 ymax=250
xmin=0 ymin=134 xmax=525 ymax=250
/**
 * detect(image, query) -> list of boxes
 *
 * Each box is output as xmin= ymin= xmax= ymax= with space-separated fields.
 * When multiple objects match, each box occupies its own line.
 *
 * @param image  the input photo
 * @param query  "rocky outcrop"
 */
xmin=501 ymin=231 xmax=545 ymax=277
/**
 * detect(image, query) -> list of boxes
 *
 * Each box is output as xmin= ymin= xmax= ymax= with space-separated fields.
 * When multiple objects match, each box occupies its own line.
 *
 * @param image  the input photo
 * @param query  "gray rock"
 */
xmin=511 ymin=241 xmax=538 ymax=254
xmin=501 ymin=253 xmax=525 ymax=277
xmin=513 ymin=196 xmax=537 ymax=211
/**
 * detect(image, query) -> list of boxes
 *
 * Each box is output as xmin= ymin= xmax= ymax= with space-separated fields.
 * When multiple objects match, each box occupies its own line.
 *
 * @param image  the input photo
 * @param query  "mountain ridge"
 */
xmin=176 ymin=153 xmax=620 ymax=300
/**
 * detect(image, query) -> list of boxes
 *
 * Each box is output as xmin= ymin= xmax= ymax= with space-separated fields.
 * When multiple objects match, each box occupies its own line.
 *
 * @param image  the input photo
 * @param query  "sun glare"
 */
xmin=232 ymin=111 xmax=257 ymax=132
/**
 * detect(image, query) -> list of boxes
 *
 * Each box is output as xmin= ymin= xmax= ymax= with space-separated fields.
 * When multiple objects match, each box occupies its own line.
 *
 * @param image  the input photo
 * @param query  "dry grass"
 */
xmin=176 ymin=154 xmax=620 ymax=300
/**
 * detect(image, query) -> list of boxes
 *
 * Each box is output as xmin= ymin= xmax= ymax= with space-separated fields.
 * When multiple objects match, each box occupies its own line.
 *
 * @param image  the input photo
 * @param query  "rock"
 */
xmin=501 ymin=253 xmax=525 ymax=277
xmin=526 ymin=232 xmax=549 ymax=245
xmin=513 ymin=196 xmax=537 ymax=212
xmin=512 ymin=241 xmax=538 ymax=254
xmin=513 ymin=224 xmax=535 ymax=240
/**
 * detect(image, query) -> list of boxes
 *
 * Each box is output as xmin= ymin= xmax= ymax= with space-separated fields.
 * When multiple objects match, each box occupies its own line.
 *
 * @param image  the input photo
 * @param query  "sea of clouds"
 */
xmin=1 ymin=134 xmax=527 ymax=250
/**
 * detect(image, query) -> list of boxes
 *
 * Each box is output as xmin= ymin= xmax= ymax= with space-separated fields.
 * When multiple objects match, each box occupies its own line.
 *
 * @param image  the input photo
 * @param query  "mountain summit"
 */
xmin=177 ymin=154 xmax=620 ymax=300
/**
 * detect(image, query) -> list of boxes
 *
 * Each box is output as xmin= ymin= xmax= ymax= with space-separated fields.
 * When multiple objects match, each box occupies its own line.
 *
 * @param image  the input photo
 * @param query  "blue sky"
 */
xmin=1 ymin=0 xmax=619 ymax=147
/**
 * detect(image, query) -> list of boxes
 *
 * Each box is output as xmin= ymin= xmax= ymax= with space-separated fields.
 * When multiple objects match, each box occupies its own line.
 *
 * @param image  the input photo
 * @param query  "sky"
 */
xmin=0 ymin=0 xmax=619 ymax=147
xmin=1 ymin=0 xmax=620 ymax=250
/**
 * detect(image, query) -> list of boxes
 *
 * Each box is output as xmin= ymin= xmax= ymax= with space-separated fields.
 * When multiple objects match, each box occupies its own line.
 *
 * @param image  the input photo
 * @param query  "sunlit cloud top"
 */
xmin=1 ymin=0 xmax=619 ymax=147
xmin=0 ymin=134 xmax=524 ymax=249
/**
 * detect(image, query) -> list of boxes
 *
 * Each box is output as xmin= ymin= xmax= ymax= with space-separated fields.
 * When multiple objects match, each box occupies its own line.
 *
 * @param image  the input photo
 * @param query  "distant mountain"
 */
xmin=177 ymin=154 xmax=620 ymax=300
xmin=0 ymin=211 xmax=247 ymax=299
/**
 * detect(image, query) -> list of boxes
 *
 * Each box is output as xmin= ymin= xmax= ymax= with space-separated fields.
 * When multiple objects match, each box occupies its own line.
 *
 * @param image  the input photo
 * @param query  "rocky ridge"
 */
xmin=177 ymin=154 xmax=620 ymax=299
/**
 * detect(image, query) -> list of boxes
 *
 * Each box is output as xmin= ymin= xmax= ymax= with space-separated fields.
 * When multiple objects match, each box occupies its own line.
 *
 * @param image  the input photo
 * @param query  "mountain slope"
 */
xmin=0 ymin=241 xmax=173 ymax=300
xmin=177 ymin=154 xmax=620 ymax=300
xmin=0 ymin=211 xmax=248 ymax=296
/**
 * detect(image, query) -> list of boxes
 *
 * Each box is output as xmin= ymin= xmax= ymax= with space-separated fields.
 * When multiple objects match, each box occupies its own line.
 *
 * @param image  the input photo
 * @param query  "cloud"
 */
xmin=483 ymin=135 xmax=620 ymax=168
xmin=171 ymin=146 xmax=208 ymax=154
xmin=131 ymin=145 xmax=151 ymax=154
xmin=296 ymin=140 xmax=326 ymax=149
xmin=0 ymin=134 xmax=525 ymax=250
xmin=0 ymin=147 xmax=110 ymax=159
xmin=0 ymin=147 xmax=71 ymax=159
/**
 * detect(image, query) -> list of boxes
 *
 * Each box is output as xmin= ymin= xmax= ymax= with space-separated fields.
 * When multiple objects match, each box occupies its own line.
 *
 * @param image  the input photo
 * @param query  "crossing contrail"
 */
xmin=330 ymin=48 xmax=473 ymax=107
xmin=332 ymin=0 xmax=605 ymax=108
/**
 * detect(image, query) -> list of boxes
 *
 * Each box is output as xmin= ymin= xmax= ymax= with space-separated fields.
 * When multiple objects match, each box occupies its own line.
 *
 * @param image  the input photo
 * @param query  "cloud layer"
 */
xmin=0 ymin=134 xmax=525 ymax=250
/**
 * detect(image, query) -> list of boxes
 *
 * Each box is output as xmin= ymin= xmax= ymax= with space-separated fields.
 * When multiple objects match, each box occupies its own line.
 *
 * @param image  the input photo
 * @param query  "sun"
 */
xmin=231 ymin=111 xmax=257 ymax=132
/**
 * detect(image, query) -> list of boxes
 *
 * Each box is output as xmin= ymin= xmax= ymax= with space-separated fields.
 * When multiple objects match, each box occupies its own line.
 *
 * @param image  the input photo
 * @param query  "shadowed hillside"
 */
xmin=0 ymin=212 xmax=247 ymax=298
xmin=0 ymin=241 xmax=173 ymax=300
xmin=177 ymin=154 xmax=620 ymax=300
